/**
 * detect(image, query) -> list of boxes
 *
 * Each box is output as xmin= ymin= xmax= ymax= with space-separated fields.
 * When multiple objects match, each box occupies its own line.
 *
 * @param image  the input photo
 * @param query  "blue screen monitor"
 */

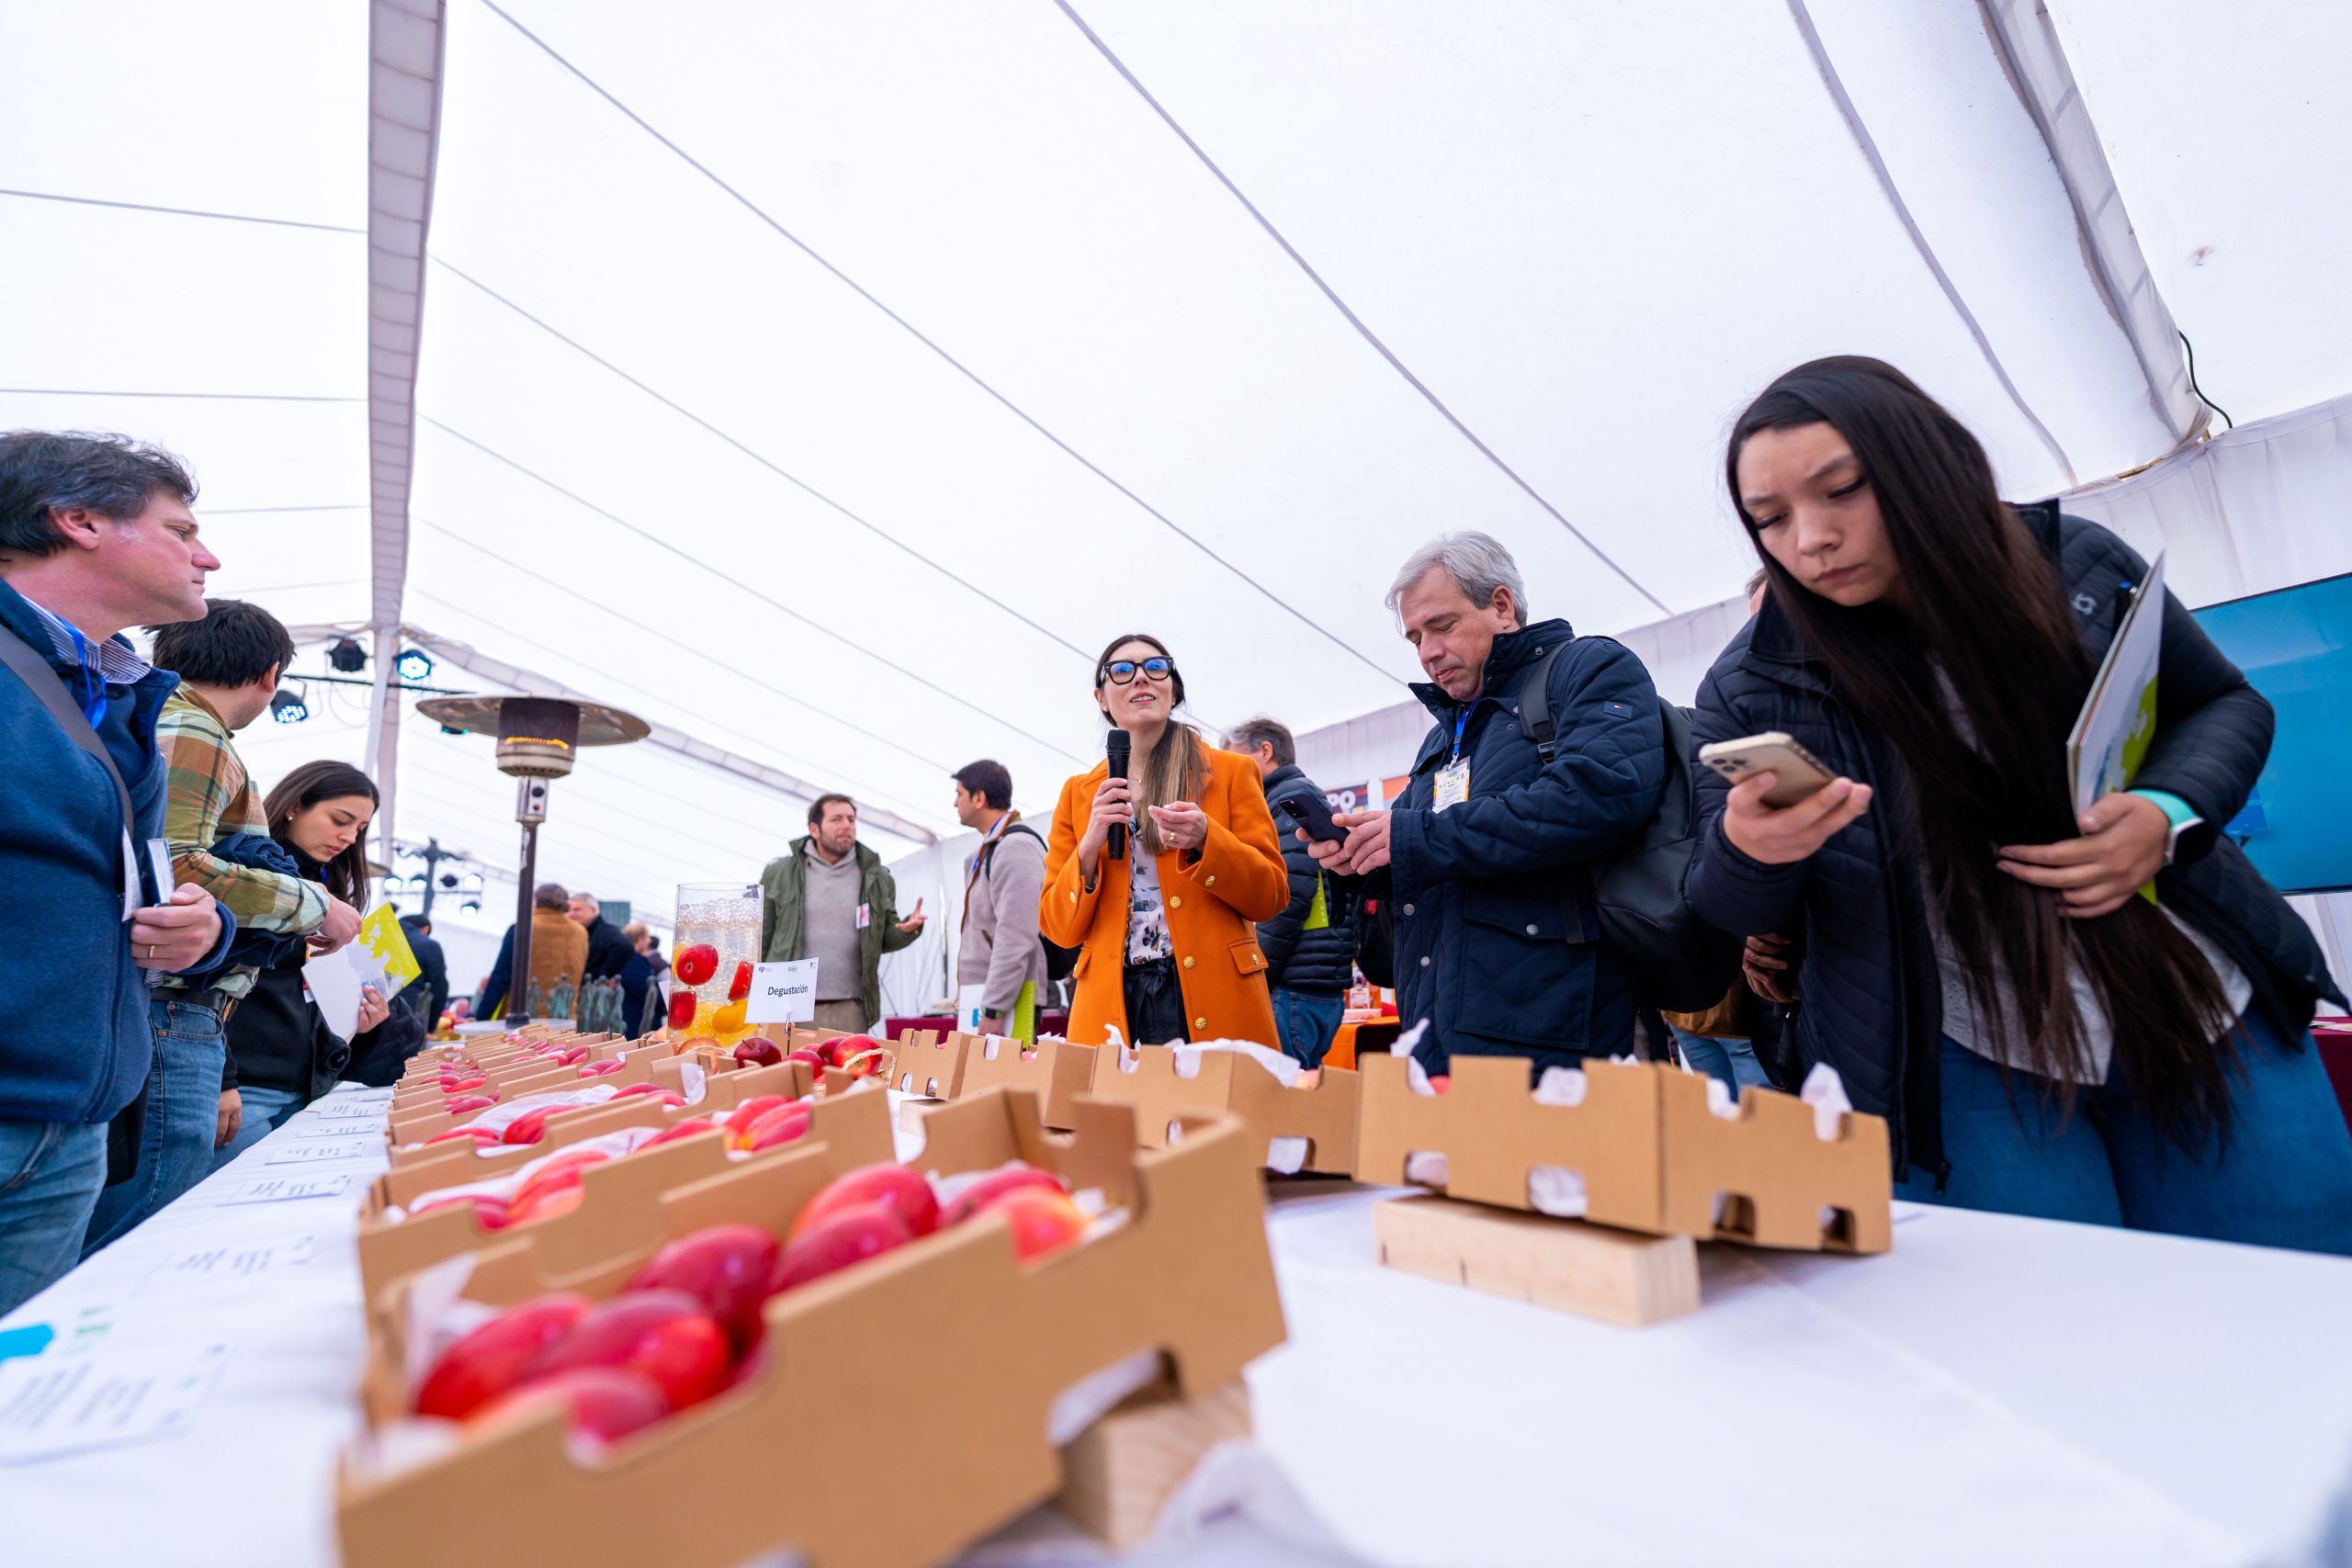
xmin=2191 ymin=572 xmax=2352 ymax=895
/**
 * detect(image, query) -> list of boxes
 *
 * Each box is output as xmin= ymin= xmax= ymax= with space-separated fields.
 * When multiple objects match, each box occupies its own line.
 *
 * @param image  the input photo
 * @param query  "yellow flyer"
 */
xmin=356 ymin=903 xmax=423 ymax=995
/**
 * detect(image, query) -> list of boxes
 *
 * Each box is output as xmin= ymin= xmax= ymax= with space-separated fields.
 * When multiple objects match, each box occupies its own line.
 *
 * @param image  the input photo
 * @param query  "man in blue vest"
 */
xmin=0 ymin=431 xmax=234 ymax=1314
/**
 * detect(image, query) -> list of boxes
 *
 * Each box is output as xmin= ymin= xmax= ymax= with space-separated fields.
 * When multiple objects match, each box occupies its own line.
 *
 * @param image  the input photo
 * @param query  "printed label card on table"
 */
xmin=219 ymin=1173 xmax=354 ymax=1205
xmin=0 ymin=1341 xmax=230 ymax=1463
xmin=287 ymin=1122 xmax=379 ymax=1141
xmin=746 ymin=960 xmax=819 ymax=1025
xmin=141 ymin=1235 xmax=318 ymax=1294
xmin=262 ymin=1139 xmax=374 ymax=1166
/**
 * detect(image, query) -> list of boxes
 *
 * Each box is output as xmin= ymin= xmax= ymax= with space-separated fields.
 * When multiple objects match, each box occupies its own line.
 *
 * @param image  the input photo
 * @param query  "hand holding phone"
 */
xmin=1698 ymin=732 xmax=1838 ymax=809
xmin=1702 ymin=731 xmax=1872 ymax=864
xmin=1277 ymin=793 xmax=1351 ymax=845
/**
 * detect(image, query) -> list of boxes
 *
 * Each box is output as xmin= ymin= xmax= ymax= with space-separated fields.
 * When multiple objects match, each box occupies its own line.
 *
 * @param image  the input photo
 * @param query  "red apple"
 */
xmin=502 ymin=1109 xmax=557 ymax=1146
xmin=411 ymin=1192 xmax=513 ymax=1230
xmin=443 ymin=1093 xmax=498 ymax=1115
xmin=474 ymin=1366 xmax=668 ymax=1445
xmin=643 ymin=1116 xmax=719 ymax=1148
xmin=509 ymin=1150 xmax=607 ymax=1211
xmin=439 ymin=1075 xmax=487 ymax=1092
xmin=526 ymin=1289 xmax=732 ymax=1412
xmin=732 ymin=1037 xmax=784 ymax=1068
xmin=672 ymin=1033 xmax=718 ymax=1057
xmin=941 ymin=1165 xmax=1069 ymax=1227
xmin=768 ymin=1203 xmax=912 ymax=1294
xmin=508 ymin=1184 xmax=584 ymax=1226
xmin=557 ymin=1046 xmax=590 ymax=1066
xmin=413 ymin=1292 xmax=591 ymax=1418
xmin=823 ymin=1033 xmax=878 ymax=1068
xmin=727 ymin=962 xmax=753 ymax=1002
xmin=1428 ymin=1075 xmax=1452 ymax=1095
xmin=673 ymin=944 xmax=719 ymax=987
xmin=577 ymin=1060 xmax=625 ymax=1078
xmin=625 ymin=1224 xmax=783 ymax=1349
xmin=722 ymin=1094 xmax=790 ymax=1134
xmin=990 ymin=1189 xmax=1087 ymax=1261
xmin=739 ymin=1102 xmax=813 ymax=1153
xmin=428 ymin=1127 xmax=502 ymax=1148
xmin=784 ymin=1048 xmax=826 ymax=1071
xmin=792 ymin=1162 xmax=938 ymax=1241
xmin=668 ymin=992 xmax=698 ymax=1031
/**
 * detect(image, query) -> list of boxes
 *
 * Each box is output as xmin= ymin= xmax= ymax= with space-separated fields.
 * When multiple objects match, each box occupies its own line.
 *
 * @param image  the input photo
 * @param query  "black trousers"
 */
xmin=1122 ymin=956 xmax=1189 ymax=1046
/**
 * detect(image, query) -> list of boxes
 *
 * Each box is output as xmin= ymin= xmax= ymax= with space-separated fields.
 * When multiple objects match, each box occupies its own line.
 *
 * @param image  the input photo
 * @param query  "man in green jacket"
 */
xmin=759 ymin=794 xmax=925 ymax=1032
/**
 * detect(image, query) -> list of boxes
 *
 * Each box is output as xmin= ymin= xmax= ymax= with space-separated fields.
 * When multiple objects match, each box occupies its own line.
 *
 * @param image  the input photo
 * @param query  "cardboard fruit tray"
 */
xmin=954 ymin=1034 xmax=1098 ymax=1130
xmin=386 ymin=1050 xmax=737 ymax=1152
xmin=884 ymin=1027 xmax=963 ymax=1099
xmin=356 ymin=1069 xmax=882 ymax=1302
xmin=1086 ymin=1043 xmax=1359 ymax=1176
xmin=1354 ymin=1053 xmax=1891 ymax=1253
xmin=339 ymin=1089 xmax=1286 ymax=1568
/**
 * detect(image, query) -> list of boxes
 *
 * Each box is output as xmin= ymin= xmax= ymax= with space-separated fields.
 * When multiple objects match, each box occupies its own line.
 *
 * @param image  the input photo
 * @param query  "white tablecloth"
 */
xmin=4 ymin=1089 xmax=2348 ymax=1568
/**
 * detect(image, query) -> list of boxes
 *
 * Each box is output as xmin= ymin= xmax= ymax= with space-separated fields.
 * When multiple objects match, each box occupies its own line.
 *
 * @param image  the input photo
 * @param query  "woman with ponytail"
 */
xmin=1688 ymin=355 xmax=2351 ymax=1251
xmin=1041 ymin=634 xmax=1289 ymax=1048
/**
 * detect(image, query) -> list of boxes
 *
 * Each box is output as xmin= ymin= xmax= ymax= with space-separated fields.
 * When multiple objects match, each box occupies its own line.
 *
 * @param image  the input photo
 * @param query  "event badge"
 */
xmin=1433 ymin=760 xmax=1470 ymax=813
xmin=855 ymin=903 xmax=871 ymax=930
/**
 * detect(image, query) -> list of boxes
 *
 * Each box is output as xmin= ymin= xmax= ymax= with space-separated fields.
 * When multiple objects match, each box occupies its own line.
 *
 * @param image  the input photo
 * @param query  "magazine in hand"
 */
xmin=2066 ymin=550 xmax=2165 ymax=816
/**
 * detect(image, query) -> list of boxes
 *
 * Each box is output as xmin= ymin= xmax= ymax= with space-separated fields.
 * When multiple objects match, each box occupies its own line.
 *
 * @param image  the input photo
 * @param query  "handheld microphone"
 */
xmin=1104 ymin=728 xmax=1131 ymax=861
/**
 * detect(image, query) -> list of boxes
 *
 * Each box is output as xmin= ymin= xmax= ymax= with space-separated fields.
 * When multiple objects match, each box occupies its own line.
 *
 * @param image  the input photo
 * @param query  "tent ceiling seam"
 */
xmin=0 ymin=186 xmax=367 ymax=235
xmin=0 ymin=389 xmax=362 ymax=403
xmin=473 ymin=0 xmax=1407 ymax=691
xmin=403 ymin=546 xmax=968 ymax=820
xmin=1784 ymin=0 xmax=2079 ymax=488
xmin=427 ymin=257 xmax=1093 ymax=662
xmin=399 ymin=626 xmax=943 ymax=845
xmin=1053 ymin=0 xmax=1671 ymax=621
xmin=418 ymin=415 xmax=1086 ymax=761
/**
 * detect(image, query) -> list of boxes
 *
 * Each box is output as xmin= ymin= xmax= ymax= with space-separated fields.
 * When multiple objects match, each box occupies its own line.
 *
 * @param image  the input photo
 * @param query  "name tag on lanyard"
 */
xmin=1433 ymin=707 xmax=1472 ymax=813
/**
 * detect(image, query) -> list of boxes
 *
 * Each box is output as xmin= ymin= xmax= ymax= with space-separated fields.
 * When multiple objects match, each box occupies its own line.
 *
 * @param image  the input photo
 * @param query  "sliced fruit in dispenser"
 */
xmin=727 ymin=961 xmax=752 ymax=1001
xmin=710 ymin=1000 xmax=749 ymax=1034
xmin=673 ymin=944 xmax=719 ymax=987
xmin=413 ymin=1292 xmax=592 ymax=1419
xmin=667 ymin=992 xmax=697 ymax=1032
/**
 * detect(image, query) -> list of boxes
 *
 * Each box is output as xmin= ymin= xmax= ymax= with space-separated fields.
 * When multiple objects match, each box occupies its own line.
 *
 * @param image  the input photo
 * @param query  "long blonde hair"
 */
xmin=1095 ymin=632 xmax=1208 ymax=856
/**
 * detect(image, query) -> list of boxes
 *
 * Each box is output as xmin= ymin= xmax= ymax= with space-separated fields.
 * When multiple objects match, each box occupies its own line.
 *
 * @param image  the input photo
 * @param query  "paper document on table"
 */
xmin=2067 ymin=551 xmax=2165 ymax=816
xmin=218 ymin=1173 xmax=354 ymax=1204
xmin=0 ymin=1342 xmax=230 ymax=1462
xmin=142 ymin=1235 xmax=317 ymax=1293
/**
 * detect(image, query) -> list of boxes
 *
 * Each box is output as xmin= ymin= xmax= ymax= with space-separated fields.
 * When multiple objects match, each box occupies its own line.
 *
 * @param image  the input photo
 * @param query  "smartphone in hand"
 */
xmin=1697 ymin=732 xmax=1838 ymax=809
xmin=1277 ymin=793 xmax=1351 ymax=844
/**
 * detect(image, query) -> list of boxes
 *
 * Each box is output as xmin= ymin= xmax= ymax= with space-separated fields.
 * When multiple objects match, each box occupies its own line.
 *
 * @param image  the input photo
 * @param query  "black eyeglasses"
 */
xmin=1100 ymin=656 xmax=1175 ymax=686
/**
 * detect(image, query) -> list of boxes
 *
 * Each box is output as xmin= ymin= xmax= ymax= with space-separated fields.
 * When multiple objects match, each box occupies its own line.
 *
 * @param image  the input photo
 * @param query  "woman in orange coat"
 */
xmin=1041 ymin=634 xmax=1290 ymax=1047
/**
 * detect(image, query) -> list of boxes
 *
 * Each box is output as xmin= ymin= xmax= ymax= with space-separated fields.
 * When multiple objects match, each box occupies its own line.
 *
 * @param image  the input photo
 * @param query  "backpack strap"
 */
xmin=985 ymin=822 xmax=1047 ymax=880
xmin=1515 ymin=640 xmax=1569 ymax=765
xmin=0 ymin=622 xmax=136 ymax=847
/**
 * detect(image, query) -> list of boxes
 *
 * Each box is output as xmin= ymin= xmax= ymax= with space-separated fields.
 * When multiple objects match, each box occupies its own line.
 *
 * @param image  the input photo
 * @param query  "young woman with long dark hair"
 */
xmin=211 ymin=761 xmax=423 ymax=1166
xmin=1041 ymin=634 xmax=1289 ymax=1047
xmin=1688 ymin=355 xmax=2351 ymax=1251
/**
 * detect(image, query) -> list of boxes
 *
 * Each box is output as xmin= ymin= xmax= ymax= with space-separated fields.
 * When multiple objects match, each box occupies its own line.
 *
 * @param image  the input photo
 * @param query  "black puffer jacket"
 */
xmin=1688 ymin=506 xmax=2341 ymax=1179
xmin=1254 ymin=763 xmax=1360 ymax=997
xmin=224 ymin=946 xmax=426 ymax=1099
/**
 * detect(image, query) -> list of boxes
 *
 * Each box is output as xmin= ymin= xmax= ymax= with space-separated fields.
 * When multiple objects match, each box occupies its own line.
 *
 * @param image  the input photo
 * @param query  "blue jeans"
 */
xmin=82 ymin=994 xmax=229 ymax=1255
xmin=1270 ymin=988 xmax=1346 ymax=1070
xmin=1894 ymin=1010 xmax=2352 ymax=1255
xmin=0 ymin=1119 xmax=107 ymax=1316
xmin=209 ymin=1084 xmax=307 ymax=1171
xmin=1669 ymin=1026 xmax=1770 ymax=1099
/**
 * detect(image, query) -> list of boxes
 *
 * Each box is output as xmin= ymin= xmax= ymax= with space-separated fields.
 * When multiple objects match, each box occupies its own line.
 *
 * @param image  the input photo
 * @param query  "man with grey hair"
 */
xmin=1307 ymin=531 xmax=1667 ymax=1076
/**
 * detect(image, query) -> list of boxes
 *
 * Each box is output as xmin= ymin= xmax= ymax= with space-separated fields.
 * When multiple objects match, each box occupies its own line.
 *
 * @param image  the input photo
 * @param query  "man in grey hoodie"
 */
xmin=951 ymin=761 xmax=1047 ymax=1039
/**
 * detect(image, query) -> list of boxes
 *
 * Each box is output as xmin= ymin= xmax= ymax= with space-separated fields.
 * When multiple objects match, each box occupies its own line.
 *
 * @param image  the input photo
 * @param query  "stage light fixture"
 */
xmin=396 ymin=648 xmax=433 ymax=682
xmin=270 ymin=688 xmax=309 ymax=724
xmin=326 ymin=637 xmax=368 ymax=673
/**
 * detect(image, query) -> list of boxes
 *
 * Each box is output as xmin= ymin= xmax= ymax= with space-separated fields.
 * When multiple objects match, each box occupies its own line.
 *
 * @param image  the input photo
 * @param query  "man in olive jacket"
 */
xmin=759 ymin=794 xmax=926 ymax=1032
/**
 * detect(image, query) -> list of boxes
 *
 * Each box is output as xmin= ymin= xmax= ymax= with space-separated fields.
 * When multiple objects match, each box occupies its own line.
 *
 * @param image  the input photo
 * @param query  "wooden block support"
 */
xmin=1374 ymin=1194 xmax=1699 ymax=1327
xmin=1056 ymin=1380 xmax=1251 ymax=1550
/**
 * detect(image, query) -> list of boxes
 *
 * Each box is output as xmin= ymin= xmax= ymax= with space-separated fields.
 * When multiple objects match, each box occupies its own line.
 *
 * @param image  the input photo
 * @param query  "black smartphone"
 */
xmin=1278 ymin=793 xmax=1351 ymax=844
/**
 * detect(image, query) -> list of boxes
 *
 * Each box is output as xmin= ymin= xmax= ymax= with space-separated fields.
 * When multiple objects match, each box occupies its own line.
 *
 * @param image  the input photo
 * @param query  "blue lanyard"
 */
xmin=1446 ymin=707 xmax=1469 ymax=767
xmin=62 ymin=625 xmax=107 ymax=729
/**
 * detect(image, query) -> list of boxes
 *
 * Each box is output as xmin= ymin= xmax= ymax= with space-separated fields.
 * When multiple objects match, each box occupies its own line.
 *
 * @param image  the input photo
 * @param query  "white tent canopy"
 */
xmin=4 ymin=0 xmax=2346 ymax=959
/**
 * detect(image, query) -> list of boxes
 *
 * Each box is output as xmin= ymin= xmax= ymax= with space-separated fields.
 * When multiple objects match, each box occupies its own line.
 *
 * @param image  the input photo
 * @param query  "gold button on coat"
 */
xmin=1204 ymin=874 xmax=1216 ymax=886
xmin=1169 ymin=895 xmax=1182 ymax=908
xmin=1182 ymin=955 xmax=1195 ymax=969
xmin=1193 ymin=1016 xmax=1207 ymax=1030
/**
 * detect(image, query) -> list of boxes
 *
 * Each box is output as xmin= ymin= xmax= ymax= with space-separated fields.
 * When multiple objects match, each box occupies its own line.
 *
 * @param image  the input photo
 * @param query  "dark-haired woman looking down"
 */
xmin=1688 ymin=355 xmax=2351 ymax=1252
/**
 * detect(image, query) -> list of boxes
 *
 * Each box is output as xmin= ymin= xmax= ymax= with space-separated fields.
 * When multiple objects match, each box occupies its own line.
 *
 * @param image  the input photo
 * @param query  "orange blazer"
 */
xmin=1040 ymin=743 xmax=1291 ymax=1048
